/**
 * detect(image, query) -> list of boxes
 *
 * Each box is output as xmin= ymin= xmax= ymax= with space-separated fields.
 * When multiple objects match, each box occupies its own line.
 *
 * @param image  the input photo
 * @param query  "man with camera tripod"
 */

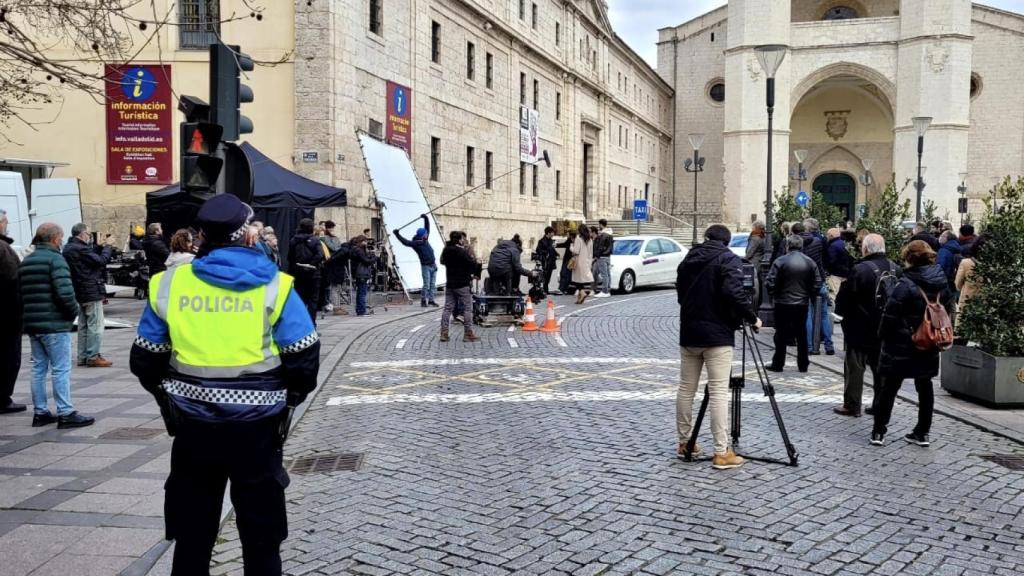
xmin=675 ymin=225 xmax=762 ymax=470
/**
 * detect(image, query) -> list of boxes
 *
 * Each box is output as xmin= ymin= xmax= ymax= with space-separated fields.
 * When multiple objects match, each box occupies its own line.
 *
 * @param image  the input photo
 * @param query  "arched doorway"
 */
xmin=812 ymin=172 xmax=856 ymax=221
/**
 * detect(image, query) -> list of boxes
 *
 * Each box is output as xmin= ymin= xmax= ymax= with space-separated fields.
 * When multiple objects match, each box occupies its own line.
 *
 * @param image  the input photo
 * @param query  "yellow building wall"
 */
xmin=0 ymin=1 xmax=294 ymax=240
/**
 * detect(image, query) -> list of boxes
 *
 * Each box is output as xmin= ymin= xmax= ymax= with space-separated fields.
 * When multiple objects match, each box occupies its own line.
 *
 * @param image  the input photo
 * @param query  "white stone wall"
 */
xmin=295 ymin=0 xmax=671 ymax=260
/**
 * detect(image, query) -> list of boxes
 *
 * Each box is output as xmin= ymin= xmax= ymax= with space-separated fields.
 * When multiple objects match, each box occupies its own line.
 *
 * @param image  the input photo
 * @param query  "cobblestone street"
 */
xmin=212 ymin=290 xmax=1024 ymax=576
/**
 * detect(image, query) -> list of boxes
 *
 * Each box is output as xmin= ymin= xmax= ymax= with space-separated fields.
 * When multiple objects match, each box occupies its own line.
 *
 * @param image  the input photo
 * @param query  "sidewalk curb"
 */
xmin=133 ymin=307 xmax=436 ymax=576
xmin=753 ymin=332 xmax=1024 ymax=447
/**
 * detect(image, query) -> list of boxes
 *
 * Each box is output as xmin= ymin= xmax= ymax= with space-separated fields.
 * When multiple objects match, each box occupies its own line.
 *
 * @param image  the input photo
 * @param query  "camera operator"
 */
xmin=534 ymin=227 xmax=559 ymax=295
xmin=350 ymin=236 xmax=377 ymax=316
xmin=487 ymin=234 xmax=534 ymax=295
xmin=675 ymin=224 xmax=761 ymax=470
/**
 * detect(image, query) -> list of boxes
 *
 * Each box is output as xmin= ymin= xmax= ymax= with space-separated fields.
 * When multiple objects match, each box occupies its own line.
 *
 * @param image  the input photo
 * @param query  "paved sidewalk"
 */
xmin=755 ymin=325 xmax=1024 ymax=444
xmin=0 ymin=295 xmax=434 ymax=576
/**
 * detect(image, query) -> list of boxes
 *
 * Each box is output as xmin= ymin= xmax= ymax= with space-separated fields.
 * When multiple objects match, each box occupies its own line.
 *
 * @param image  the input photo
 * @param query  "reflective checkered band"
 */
xmin=162 ymin=379 xmax=286 ymax=406
xmin=280 ymin=331 xmax=319 ymax=354
xmin=134 ymin=336 xmax=172 ymax=353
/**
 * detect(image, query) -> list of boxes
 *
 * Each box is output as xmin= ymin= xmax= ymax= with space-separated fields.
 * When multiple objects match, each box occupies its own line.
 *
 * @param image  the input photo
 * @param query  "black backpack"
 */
xmin=869 ymin=259 xmax=899 ymax=314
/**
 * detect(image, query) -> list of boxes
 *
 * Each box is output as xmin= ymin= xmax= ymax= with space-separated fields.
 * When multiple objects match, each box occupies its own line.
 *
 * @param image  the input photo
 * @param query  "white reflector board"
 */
xmin=358 ymin=133 xmax=446 ymax=291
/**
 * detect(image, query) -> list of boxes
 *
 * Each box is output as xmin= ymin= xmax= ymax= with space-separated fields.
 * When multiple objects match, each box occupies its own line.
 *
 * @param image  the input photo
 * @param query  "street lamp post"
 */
xmin=957 ymin=172 xmax=968 ymax=227
xmin=684 ymin=133 xmax=705 ymax=246
xmin=754 ymin=44 xmax=788 ymax=325
xmin=792 ymin=149 xmax=808 ymax=191
xmin=859 ymin=158 xmax=875 ymax=222
xmin=912 ymin=116 xmax=932 ymax=222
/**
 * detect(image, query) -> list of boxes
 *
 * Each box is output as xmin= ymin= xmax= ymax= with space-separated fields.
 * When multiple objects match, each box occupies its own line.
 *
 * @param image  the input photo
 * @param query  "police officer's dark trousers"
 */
xmin=166 ymin=418 xmax=288 ymax=576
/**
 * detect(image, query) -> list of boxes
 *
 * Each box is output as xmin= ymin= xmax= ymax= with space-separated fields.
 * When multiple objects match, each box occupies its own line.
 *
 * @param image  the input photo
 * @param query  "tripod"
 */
xmin=682 ymin=324 xmax=799 ymax=466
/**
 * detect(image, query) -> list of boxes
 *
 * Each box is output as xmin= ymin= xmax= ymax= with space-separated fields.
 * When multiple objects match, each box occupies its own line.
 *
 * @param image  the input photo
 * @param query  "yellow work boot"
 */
xmin=677 ymin=443 xmax=703 ymax=459
xmin=712 ymin=449 xmax=746 ymax=470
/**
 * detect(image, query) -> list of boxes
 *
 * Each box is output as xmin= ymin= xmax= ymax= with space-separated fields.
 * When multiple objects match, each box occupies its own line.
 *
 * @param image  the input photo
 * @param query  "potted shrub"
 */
xmin=942 ymin=177 xmax=1024 ymax=406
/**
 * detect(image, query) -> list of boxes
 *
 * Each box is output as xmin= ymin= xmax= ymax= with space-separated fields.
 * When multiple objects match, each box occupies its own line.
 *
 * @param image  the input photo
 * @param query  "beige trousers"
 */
xmin=676 ymin=346 xmax=733 ymax=455
xmin=827 ymin=276 xmax=845 ymax=306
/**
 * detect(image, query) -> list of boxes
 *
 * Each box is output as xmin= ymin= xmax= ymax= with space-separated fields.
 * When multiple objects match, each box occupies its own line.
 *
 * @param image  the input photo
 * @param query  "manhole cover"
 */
xmin=99 ymin=428 xmax=165 ymax=440
xmin=287 ymin=453 xmax=364 ymax=474
xmin=978 ymin=454 xmax=1024 ymax=470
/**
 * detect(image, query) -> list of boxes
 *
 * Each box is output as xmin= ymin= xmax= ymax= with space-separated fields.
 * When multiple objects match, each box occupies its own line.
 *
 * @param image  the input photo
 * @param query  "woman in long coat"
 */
xmin=570 ymin=225 xmax=594 ymax=304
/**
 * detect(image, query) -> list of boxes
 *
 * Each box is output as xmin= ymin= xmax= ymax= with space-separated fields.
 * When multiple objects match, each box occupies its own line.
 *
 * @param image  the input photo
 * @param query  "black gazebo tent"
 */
xmin=146 ymin=142 xmax=346 ymax=267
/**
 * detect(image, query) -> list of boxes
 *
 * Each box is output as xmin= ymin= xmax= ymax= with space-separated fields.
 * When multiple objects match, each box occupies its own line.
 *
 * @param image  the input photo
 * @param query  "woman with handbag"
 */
xmin=570 ymin=225 xmax=595 ymax=304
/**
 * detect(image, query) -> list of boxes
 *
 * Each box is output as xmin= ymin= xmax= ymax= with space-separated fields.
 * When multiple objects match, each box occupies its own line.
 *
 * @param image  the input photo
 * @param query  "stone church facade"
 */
xmin=659 ymin=0 xmax=1023 ymax=230
xmin=295 ymin=0 xmax=673 ymax=253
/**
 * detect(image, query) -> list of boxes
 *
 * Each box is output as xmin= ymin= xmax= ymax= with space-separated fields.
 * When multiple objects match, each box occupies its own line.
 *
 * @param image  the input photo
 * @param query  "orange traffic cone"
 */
xmin=521 ymin=297 xmax=539 ymax=331
xmin=540 ymin=299 xmax=559 ymax=333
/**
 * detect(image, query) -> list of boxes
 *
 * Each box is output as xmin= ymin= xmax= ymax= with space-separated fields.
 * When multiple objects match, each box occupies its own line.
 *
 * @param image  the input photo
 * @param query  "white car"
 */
xmin=609 ymin=236 xmax=688 ymax=293
xmin=729 ymin=232 xmax=750 ymax=259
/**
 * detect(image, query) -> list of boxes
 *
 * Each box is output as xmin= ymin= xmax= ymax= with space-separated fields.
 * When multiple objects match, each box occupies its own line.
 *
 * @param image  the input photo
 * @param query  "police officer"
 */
xmin=130 ymin=194 xmax=320 ymax=576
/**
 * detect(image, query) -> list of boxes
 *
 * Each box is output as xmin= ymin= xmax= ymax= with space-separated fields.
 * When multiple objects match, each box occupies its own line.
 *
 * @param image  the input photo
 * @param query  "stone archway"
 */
xmin=790 ymin=62 xmax=897 ymax=117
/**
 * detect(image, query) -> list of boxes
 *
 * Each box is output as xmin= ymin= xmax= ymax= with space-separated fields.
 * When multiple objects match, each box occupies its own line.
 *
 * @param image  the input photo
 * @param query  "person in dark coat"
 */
xmin=936 ymin=231 xmax=963 ymax=288
xmin=871 ymin=240 xmax=953 ymax=447
xmin=535 ymin=227 xmax=560 ymax=295
xmin=62 ymin=223 xmax=114 ymax=368
xmin=394 ymin=215 xmax=438 ymax=307
xmin=19 ymin=223 xmax=94 ymax=428
xmin=766 ymin=234 xmax=823 ymax=373
xmin=795 ymin=220 xmax=834 ymax=355
xmin=349 ymin=236 xmax=377 ymax=316
xmin=957 ymin=224 xmax=977 ymax=254
xmin=440 ymin=231 xmax=482 ymax=342
xmin=556 ymin=231 xmax=577 ymax=295
xmin=287 ymin=219 xmax=325 ymax=322
xmin=143 ymin=223 xmax=170 ymax=276
xmin=0 ymin=210 xmax=25 ymax=414
xmin=907 ymin=223 xmax=941 ymax=252
xmin=833 ymin=233 xmax=899 ymax=417
xmin=675 ymin=224 xmax=760 ymax=469
xmin=487 ymin=236 xmax=533 ymax=295
xmin=745 ymin=221 xmax=766 ymax=263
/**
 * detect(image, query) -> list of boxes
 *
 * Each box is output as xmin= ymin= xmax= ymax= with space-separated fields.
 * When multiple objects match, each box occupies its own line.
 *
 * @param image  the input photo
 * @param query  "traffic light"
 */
xmin=210 ymin=43 xmax=254 ymax=141
xmin=180 ymin=121 xmax=224 ymax=195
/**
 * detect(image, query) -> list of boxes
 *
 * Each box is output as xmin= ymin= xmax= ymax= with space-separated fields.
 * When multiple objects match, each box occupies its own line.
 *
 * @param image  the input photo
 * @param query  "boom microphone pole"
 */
xmin=395 ymin=150 xmax=552 ymax=232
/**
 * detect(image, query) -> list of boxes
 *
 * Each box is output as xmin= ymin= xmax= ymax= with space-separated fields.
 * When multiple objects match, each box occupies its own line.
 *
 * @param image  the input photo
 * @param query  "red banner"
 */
xmin=105 ymin=64 xmax=173 ymax=185
xmin=386 ymin=81 xmax=413 ymax=156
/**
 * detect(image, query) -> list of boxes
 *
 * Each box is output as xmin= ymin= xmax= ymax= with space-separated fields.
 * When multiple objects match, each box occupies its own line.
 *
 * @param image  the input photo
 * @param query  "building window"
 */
xmin=179 ymin=0 xmax=220 ymax=49
xmin=625 ymin=129 xmax=629 ymax=150
xmin=618 ymin=185 xmax=622 ymax=206
xmin=555 ymin=22 xmax=560 ymax=45
xmin=618 ymin=125 xmax=622 ymax=147
xmin=430 ymin=137 xmax=440 ymax=182
xmin=518 ymin=0 xmax=525 ymax=20
xmin=431 ymin=21 xmax=441 ymax=64
xmin=485 ymin=53 xmax=494 ymax=89
xmin=708 ymin=81 xmax=725 ymax=103
xmin=466 ymin=42 xmax=475 ymax=80
xmin=555 ymin=91 xmax=561 ymax=120
xmin=485 ymin=151 xmax=493 ymax=189
xmin=823 ymin=6 xmax=859 ymax=20
xmin=970 ymin=72 xmax=983 ymax=100
xmin=519 ymin=162 xmax=526 ymax=195
xmin=466 ymin=146 xmax=475 ymax=186
xmin=520 ymin=72 xmax=526 ymax=105
xmin=533 ymin=79 xmax=539 ymax=110
xmin=531 ymin=3 xmax=538 ymax=30
xmin=532 ymin=165 xmax=538 ymax=197
xmin=368 ymin=118 xmax=383 ymax=139
xmin=617 ymin=72 xmax=621 ymax=90
xmin=369 ymin=0 xmax=383 ymax=35
xmin=555 ymin=170 xmax=561 ymax=200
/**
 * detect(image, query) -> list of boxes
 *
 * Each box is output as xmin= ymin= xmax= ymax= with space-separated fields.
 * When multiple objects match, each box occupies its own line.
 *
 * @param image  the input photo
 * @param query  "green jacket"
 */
xmin=19 ymin=243 xmax=80 ymax=334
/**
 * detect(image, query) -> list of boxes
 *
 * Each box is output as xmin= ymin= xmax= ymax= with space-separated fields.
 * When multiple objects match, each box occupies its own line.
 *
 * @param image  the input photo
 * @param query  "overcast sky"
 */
xmin=608 ymin=0 xmax=1024 ymax=66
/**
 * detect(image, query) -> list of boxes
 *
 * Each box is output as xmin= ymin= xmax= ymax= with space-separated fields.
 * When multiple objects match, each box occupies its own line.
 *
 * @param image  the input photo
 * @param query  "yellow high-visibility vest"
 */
xmin=149 ymin=264 xmax=293 ymax=378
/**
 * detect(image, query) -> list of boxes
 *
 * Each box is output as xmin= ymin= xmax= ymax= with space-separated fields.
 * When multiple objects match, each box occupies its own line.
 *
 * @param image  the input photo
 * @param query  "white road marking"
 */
xmin=557 ymin=292 xmax=672 ymax=326
xmin=396 ymin=339 xmax=408 ymax=350
xmin=410 ymin=324 xmax=425 ymax=333
xmin=507 ymin=325 xmax=516 ymax=332
xmin=554 ymin=305 xmax=566 ymax=310
xmin=326 ymin=390 xmax=843 ymax=406
xmin=350 ymin=357 xmax=681 ymax=368
xmin=507 ymin=338 xmax=519 ymax=348
xmin=554 ymin=334 xmax=568 ymax=347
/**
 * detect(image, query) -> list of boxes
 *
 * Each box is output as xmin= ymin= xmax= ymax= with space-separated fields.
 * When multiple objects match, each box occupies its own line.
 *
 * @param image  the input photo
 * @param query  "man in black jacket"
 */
xmin=766 ymin=234 xmax=822 ymax=373
xmin=675 ymin=225 xmax=760 ymax=470
xmin=143 ymin=223 xmax=170 ymax=275
xmin=288 ymin=219 xmax=325 ymax=322
xmin=487 ymin=236 xmax=533 ymax=295
xmin=440 ymin=231 xmax=482 ymax=342
xmin=535 ymin=227 xmax=560 ymax=295
xmin=592 ymin=220 xmax=614 ymax=297
xmin=796 ymin=219 xmax=834 ymax=355
xmin=0 ymin=210 xmax=25 ymax=414
xmin=63 ymin=223 xmax=114 ymax=368
xmin=393 ymin=215 xmax=438 ymax=307
xmin=349 ymin=236 xmax=377 ymax=316
xmin=833 ymin=233 xmax=897 ymax=417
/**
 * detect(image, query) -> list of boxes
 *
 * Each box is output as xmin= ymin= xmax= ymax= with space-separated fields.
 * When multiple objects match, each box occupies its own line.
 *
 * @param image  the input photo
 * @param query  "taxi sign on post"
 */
xmin=633 ymin=199 xmax=649 ymax=221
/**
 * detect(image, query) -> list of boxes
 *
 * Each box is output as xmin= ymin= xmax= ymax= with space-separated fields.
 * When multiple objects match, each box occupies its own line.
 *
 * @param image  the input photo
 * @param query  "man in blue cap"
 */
xmin=393 ymin=214 xmax=438 ymax=307
xmin=130 ymin=193 xmax=320 ymax=576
